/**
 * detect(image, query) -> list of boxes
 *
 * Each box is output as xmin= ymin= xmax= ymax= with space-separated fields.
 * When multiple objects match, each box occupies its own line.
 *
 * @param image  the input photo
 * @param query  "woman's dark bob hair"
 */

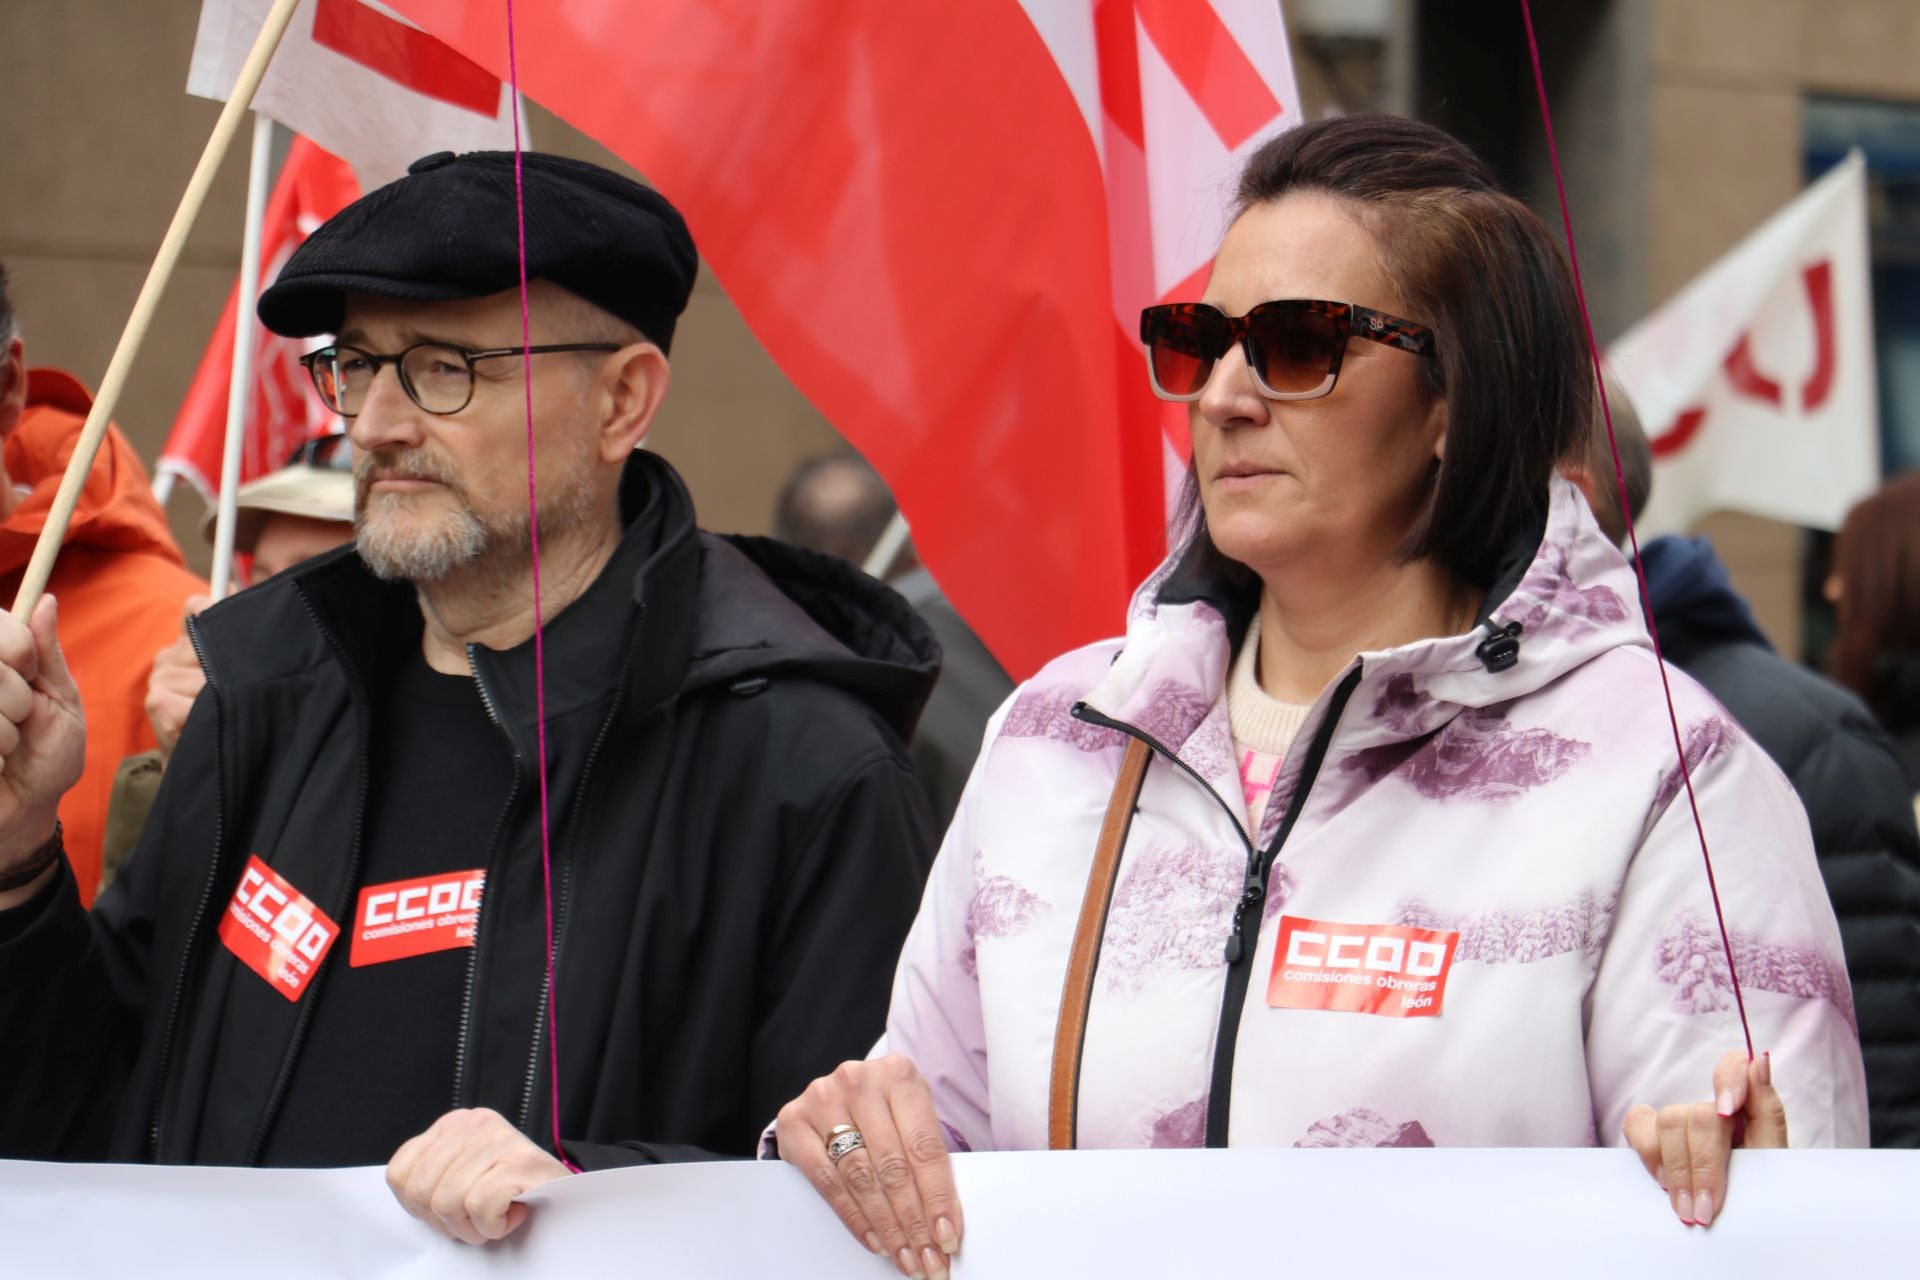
xmin=1175 ymin=113 xmax=1593 ymax=589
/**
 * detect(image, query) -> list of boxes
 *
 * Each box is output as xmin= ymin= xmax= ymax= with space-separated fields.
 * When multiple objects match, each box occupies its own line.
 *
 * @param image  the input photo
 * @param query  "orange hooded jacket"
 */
xmin=0 ymin=369 xmax=206 ymax=902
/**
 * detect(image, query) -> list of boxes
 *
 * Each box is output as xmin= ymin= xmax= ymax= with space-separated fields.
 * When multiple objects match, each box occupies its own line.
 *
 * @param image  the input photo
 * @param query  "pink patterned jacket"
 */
xmin=884 ymin=480 xmax=1869 ymax=1151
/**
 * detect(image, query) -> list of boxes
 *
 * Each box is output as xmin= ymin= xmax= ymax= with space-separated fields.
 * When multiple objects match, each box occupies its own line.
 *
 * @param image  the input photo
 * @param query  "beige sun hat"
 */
xmin=201 ymin=439 xmax=355 ymax=555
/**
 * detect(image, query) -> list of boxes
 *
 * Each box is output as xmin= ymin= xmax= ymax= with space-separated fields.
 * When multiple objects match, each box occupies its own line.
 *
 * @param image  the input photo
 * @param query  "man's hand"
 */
xmin=1624 ymin=1049 xmax=1787 ymax=1228
xmin=386 ymin=1108 xmax=571 ymax=1245
xmin=0 ymin=596 xmax=85 ymax=878
xmin=146 ymin=595 xmax=212 ymax=762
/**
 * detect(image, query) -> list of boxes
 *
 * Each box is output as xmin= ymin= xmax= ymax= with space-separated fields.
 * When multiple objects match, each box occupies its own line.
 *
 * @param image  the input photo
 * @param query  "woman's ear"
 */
xmin=1428 ymin=388 xmax=1449 ymax=463
xmin=599 ymin=342 xmax=671 ymax=462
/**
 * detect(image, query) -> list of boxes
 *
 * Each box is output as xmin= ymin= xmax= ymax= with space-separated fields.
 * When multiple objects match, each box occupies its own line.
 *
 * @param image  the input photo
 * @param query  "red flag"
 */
xmin=160 ymin=136 xmax=360 ymax=504
xmin=382 ymin=2 xmax=1295 ymax=680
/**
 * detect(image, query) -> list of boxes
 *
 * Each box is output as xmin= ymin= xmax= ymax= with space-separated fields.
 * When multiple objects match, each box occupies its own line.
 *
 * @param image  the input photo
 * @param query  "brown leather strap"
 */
xmin=1048 ymin=737 xmax=1151 ymax=1150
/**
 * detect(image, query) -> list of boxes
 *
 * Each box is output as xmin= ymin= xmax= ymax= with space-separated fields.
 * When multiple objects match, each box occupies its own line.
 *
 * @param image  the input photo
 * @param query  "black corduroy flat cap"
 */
xmin=257 ymin=150 xmax=698 ymax=352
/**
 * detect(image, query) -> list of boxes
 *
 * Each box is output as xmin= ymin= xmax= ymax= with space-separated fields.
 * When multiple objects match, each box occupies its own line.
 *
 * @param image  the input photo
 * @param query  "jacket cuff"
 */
xmin=0 ymin=854 xmax=85 ymax=956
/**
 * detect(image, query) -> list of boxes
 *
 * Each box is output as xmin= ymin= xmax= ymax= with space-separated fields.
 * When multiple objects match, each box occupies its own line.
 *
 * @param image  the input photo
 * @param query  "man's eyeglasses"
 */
xmin=1140 ymin=300 xmax=1437 ymax=402
xmin=299 ymin=341 xmax=623 ymax=418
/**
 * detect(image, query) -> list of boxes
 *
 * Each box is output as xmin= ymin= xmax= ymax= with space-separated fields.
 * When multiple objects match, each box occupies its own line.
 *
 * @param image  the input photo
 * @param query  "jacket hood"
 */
xmin=1638 ymin=534 xmax=1771 ymax=652
xmin=1079 ymin=477 xmax=1651 ymax=839
xmin=0 ymin=369 xmax=187 ymax=574
xmin=198 ymin=450 xmax=938 ymax=743
xmin=687 ymin=534 xmax=941 ymax=741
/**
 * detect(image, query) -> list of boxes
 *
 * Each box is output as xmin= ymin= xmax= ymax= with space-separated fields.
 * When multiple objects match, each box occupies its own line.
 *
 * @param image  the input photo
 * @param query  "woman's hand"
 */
xmin=775 ymin=1054 xmax=963 ymax=1280
xmin=1624 ymin=1049 xmax=1786 ymax=1228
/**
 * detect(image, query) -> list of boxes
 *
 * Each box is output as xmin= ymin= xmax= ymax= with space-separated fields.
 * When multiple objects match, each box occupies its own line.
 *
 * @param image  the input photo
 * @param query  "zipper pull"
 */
xmin=1223 ymin=881 xmax=1265 ymax=964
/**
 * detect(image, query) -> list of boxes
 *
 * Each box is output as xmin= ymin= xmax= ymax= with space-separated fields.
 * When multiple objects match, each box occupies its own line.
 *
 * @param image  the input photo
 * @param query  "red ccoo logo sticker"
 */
xmin=218 ymin=855 xmax=340 ymax=1002
xmin=1267 ymin=915 xmax=1460 ymax=1018
xmin=350 ymin=870 xmax=485 ymax=967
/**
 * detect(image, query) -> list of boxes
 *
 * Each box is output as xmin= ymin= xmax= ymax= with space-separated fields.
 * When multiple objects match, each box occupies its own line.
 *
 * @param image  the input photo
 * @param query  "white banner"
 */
xmin=3 ymin=1148 xmax=1911 ymax=1278
xmin=1609 ymin=151 xmax=1878 ymax=537
xmin=189 ymin=0 xmax=523 ymax=189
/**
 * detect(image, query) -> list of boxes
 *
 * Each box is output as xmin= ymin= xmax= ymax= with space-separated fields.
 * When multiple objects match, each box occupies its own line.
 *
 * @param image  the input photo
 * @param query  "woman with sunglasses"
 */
xmin=771 ymin=115 xmax=1865 ymax=1280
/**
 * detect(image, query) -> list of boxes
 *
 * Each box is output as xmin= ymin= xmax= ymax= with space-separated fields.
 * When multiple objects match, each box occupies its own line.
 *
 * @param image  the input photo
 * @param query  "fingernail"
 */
xmin=864 ymin=1233 xmax=883 ymax=1255
xmin=922 ymin=1246 xmax=949 ymax=1280
xmin=935 ymin=1216 xmax=960 ymax=1255
xmin=1676 ymin=1189 xmax=1693 ymax=1224
xmin=1695 ymin=1190 xmax=1714 ymax=1227
xmin=1759 ymin=1051 xmax=1772 ymax=1086
xmin=897 ymin=1247 xmax=924 ymax=1278
xmin=1716 ymin=1088 xmax=1736 ymax=1117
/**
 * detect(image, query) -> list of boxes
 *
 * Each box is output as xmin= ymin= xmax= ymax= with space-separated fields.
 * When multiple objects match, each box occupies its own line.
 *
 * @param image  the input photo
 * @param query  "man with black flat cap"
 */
xmin=0 ymin=151 xmax=940 ymax=1243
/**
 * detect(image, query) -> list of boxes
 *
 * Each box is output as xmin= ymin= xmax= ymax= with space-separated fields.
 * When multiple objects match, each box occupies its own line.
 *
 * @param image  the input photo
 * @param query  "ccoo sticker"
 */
xmin=218 ymin=855 xmax=340 ymax=1002
xmin=1267 ymin=915 xmax=1460 ymax=1018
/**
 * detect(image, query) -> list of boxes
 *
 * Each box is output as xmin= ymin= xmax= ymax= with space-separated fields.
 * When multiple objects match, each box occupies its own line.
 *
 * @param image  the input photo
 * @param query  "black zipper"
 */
xmin=1069 ymin=706 xmax=1257 ymax=862
xmin=510 ymin=642 xmax=634 ymax=1134
xmin=1201 ymin=667 xmax=1361 ymax=1147
xmin=146 ymin=616 xmax=230 ymax=1161
xmin=1071 ymin=666 xmax=1362 ymax=1149
xmin=242 ymin=595 xmax=377 ymax=1166
xmin=453 ymin=647 xmax=528 ymax=1111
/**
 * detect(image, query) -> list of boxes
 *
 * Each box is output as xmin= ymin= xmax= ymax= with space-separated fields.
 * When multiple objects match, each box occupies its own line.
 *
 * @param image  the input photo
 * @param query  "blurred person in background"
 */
xmin=1563 ymin=379 xmax=1920 ymax=1147
xmin=0 ymin=259 xmax=206 ymax=904
xmin=100 ymin=434 xmax=358 ymax=885
xmin=1826 ymin=471 xmax=1920 ymax=800
xmin=776 ymin=451 xmax=1013 ymax=830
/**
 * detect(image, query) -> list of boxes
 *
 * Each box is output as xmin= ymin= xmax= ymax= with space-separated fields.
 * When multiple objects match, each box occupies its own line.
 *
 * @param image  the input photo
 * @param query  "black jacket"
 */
xmin=890 ymin=568 xmax=1015 ymax=832
xmin=1872 ymin=652 xmax=1920 ymax=792
xmin=1642 ymin=536 xmax=1920 ymax=1146
xmin=0 ymin=453 xmax=939 ymax=1167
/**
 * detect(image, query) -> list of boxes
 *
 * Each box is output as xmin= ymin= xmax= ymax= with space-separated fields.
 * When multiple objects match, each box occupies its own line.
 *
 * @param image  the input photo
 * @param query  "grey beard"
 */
xmin=355 ymin=499 xmax=494 ymax=582
xmin=354 ymin=480 xmax=599 ymax=584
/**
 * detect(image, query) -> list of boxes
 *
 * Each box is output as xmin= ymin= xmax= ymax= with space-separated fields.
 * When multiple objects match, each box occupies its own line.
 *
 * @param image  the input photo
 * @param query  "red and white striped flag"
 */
xmin=188 ymin=0 xmax=523 ymax=188
xmin=1036 ymin=1 xmax=1301 ymax=471
xmin=158 ymin=135 xmax=359 ymax=503
xmin=378 ymin=1 xmax=1298 ymax=679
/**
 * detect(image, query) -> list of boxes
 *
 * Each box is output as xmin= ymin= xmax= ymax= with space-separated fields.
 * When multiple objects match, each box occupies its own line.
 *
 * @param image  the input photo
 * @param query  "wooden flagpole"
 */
xmin=208 ymin=113 xmax=278 ymax=599
xmin=9 ymin=0 xmax=302 ymax=620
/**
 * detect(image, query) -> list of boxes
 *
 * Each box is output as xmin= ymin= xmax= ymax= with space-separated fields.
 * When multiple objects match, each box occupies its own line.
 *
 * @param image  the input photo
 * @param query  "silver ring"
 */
xmin=825 ymin=1124 xmax=866 ymax=1164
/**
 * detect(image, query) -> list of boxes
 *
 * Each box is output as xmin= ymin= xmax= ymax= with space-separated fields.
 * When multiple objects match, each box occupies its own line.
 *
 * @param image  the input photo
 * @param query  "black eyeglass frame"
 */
xmin=1139 ymin=299 xmax=1438 ymax=403
xmin=298 ymin=341 xmax=624 ymax=418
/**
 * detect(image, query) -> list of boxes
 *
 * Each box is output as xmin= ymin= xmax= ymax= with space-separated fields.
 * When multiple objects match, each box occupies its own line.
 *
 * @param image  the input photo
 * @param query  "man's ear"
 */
xmin=0 ymin=338 xmax=26 ymax=440
xmin=598 ymin=341 xmax=671 ymax=462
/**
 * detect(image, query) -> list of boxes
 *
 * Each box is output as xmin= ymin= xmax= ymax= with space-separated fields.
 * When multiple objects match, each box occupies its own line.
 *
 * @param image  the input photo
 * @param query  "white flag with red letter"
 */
xmin=159 ymin=136 xmax=360 ymax=503
xmin=1609 ymin=152 xmax=1878 ymax=537
xmin=188 ymin=0 xmax=522 ymax=188
xmin=375 ymin=0 xmax=1298 ymax=679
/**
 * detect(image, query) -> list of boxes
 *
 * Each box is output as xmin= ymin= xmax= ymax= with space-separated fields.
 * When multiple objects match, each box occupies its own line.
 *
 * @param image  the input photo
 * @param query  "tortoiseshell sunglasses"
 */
xmin=1140 ymin=300 xmax=1437 ymax=402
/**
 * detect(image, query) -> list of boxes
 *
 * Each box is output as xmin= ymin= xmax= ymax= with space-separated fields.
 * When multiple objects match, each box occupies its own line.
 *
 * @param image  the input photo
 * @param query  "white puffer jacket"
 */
xmin=884 ymin=480 xmax=1868 ymax=1151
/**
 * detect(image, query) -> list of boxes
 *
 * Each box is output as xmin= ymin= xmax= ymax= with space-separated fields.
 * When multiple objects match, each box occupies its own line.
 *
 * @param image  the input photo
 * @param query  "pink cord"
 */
xmin=1519 ymin=0 xmax=1753 ymax=1059
xmin=504 ymin=0 xmax=579 ymax=1170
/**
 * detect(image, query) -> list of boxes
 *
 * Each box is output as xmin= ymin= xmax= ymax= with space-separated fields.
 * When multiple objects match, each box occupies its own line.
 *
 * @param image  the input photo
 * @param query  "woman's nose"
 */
xmin=1195 ymin=341 xmax=1269 ymax=432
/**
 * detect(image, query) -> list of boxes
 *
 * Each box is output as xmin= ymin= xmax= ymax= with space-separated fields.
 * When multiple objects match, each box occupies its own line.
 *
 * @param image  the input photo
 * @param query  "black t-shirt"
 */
xmin=259 ymin=648 xmax=514 ymax=1167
